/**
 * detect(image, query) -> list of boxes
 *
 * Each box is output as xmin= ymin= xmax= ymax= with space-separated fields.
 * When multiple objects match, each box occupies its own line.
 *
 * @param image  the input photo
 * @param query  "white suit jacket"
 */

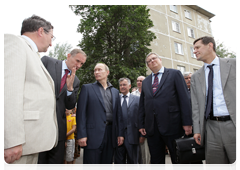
xmin=4 ymin=34 xmax=58 ymax=155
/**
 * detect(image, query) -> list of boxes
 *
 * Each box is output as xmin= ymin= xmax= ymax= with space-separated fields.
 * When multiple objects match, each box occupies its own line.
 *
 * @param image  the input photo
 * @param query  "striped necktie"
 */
xmin=152 ymin=73 xmax=159 ymax=95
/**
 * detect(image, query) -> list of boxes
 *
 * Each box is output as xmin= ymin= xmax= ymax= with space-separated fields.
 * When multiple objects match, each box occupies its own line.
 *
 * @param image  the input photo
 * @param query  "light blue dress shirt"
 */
xmin=61 ymin=60 xmax=72 ymax=96
xmin=21 ymin=35 xmax=38 ymax=52
xmin=204 ymin=57 xmax=229 ymax=117
xmin=151 ymin=66 xmax=164 ymax=84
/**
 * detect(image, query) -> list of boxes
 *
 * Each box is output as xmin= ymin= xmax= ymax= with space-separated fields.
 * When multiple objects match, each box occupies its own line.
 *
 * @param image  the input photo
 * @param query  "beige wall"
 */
xmin=147 ymin=5 xmax=213 ymax=72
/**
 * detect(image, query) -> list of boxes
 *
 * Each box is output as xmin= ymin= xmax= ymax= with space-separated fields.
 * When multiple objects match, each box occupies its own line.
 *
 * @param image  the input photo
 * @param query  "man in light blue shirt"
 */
xmin=191 ymin=36 xmax=236 ymax=164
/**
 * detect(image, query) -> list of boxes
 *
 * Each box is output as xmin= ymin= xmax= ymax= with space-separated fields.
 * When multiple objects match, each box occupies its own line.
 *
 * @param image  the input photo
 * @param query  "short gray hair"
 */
xmin=183 ymin=72 xmax=193 ymax=77
xmin=118 ymin=78 xmax=131 ymax=85
xmin=70 ymin=49 xmax=87 ymax=58
xmin=145 ymin=52 xmax=161 ymax=63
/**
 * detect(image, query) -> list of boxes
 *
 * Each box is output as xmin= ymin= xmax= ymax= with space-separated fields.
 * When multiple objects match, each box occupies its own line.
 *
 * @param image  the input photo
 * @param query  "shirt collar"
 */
xmin=152 ymin=66 xmax=164 ymax=77
xmin=97 ymin=81 xmax=113 ymax=88
xmin=204 ymin=56 xmax=219 ymax=70
xmin=121 ymin=92 xmax=130 ymax=98
xmin=62 ymin=60 xmax=71 ymax=74
xmin=21 ymin=35 xmax=38 ymax=52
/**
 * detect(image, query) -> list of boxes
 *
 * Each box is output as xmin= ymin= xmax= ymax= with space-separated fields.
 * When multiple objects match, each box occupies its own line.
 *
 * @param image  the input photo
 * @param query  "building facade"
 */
xmin=147 ymin=5 xmax=215 ymax=75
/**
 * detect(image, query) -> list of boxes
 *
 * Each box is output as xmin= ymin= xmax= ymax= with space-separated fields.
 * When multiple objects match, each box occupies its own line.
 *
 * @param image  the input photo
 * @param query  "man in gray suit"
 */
xmin=191 ymin=36 xmax=236 ymax=164
xmin=38 ymin=49 xmax=87 ymax=164
xmin=114 ymin=78 xmax=140 ymax=164
xmin=4 ymin=15 xmax=58 ymax=164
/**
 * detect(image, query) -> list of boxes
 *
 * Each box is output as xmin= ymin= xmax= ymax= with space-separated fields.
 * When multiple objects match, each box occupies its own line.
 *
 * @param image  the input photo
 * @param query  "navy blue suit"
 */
xmin=115 ymin=94 xmax=140 ymax=164
xmin=76 ymin=82 xmax=124 ymax=163
xmin=139 ymin=67 xmax=192 ymax=164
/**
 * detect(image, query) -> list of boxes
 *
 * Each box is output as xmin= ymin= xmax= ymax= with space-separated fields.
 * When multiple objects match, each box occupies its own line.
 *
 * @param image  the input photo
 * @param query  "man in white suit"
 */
xmin=191 ymin=36 xmax=236 ymax=164
xmin=4 ymin=15 xmax=58 ymax=164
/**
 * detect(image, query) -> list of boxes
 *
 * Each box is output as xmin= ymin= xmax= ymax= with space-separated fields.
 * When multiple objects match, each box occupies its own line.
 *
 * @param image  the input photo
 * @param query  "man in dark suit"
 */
xmin=77 ymin=63 xmax=124 ymax=164
xmin=115 ymin=78 xmax=140 ymax=164
xmin=139 ymin=52 xmax=192 ymax=164
xmin=38 ymin=49 xmax=87 ymax=164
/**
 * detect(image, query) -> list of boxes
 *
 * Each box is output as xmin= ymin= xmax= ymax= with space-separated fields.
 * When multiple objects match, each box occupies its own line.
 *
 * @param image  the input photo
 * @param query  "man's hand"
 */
xmin=66 ymin=67 xmax=76 ymax=91
xmin=118 ymin=137 xmax=124 ymax=146
xmin=78 ymin=137 xmax=87 ymax=147
xmin=183 ymin=125 xmax=192 ymax=136
xmin=139 ymin=128 xmax=146 ymax=136
xmin=194 ymin=133 xmax=201 ymax=145
xmin=139 ymin=137 xmax=145 ymax=144
xmin=4 ymin=145 xmax=22 ymax=163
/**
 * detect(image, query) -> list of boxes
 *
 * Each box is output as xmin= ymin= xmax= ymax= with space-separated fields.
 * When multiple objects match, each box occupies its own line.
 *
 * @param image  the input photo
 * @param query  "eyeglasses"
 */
xmin=43 ymin=29 xmax=56 ymax=41
xmin=146 ymin=57 xmax=158 ymax=64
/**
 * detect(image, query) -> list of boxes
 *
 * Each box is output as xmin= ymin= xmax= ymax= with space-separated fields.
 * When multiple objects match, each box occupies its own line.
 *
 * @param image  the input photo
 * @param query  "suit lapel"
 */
xmin=154 ymin=67 xmax=168 ymax=96
xmin=110 ymin=88 xmax=116 ymax=111
xmin=146 ymin=75 xmax=154 ymax=97
xmin=92 ymin=82 xmax=106 ymax=110
xmin=128 ymin=94 xmax=134 ymax=108
xmin=198 ymin=67 xmax=206 ymax=97
xmin=219 ymin=58 xmax=230 ymax=90
xmin=56 ymin=61 xmax=63 ymax=97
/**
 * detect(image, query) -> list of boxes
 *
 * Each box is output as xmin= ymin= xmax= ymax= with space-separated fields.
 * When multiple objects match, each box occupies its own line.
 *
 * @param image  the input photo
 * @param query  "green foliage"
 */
xmin=49 ymin=42 xmax=73 ymax=60
xmin=216 ymin=41 xmax=236 ymax=58
xmin=70 ymin=5 xmax=156 ymax=90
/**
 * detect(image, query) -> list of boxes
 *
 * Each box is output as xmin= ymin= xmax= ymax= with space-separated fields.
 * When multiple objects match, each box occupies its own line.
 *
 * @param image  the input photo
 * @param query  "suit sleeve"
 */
xmin=4 ymin=35 xmax=26 ymax=149
xmin=138 ymin=86 xmax=145 ymax=130
xmin=174 ymin=70 xmax=192 ymax=126
xmin=190 ymin=75 xmax=200 ymax=134
xmin=65 ymin=78 xmax=80 ymax=109
xmin=117 ymin=93 xmax=124 ymax=137
xmin=76 ymin=85 xmax=88 ymax=139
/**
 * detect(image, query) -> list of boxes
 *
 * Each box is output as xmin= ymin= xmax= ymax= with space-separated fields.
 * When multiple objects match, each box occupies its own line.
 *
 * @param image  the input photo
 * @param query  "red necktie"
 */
xmin=152 ymin=73 xmax=159 ymax=94
xmin=60 ymin=69 xmax=70 ymax=92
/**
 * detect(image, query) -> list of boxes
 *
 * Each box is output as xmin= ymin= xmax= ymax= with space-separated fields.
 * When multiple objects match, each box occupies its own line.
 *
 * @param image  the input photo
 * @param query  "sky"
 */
xmin=1 ymin=1 xmax=239 ymax=57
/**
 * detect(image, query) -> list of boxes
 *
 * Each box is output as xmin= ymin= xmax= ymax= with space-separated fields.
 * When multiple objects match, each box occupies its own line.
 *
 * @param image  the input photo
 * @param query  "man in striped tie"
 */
xmin=138 ymin=52 xmax=192 ymax=164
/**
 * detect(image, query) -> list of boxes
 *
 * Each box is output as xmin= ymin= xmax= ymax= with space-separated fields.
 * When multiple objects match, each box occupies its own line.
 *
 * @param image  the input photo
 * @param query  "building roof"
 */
xmin=187 ymin=5 xmax=215 ymax=19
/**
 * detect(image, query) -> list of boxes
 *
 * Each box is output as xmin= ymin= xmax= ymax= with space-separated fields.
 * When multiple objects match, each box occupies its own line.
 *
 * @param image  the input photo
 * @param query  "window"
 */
xmin=190 ymin=47 xmax=196 ymax=58
xmin=172 ymin=21 xmax=181 ymax=33
xmin=174 ymin=42 xmax=184 ymax=55
xmin=170 ymin=5 xmax=178 ymax=13
xmin=187 ymin=27 xmax=195 ymax=38
xmin=193 ymin=69 xmax=198 ymax=73
xmin=184 ymin=10 xmax=192 ymax=20
xmin=177 ymin=65 xmax=185 ymax=74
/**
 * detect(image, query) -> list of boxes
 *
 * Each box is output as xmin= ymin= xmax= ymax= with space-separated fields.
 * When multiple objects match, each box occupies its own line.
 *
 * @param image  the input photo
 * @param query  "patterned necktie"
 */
xmin=122 ymin=95 xmax=128 ymax=128
xmin=60 ymin=69 xmax=70 ymax=92
xmin=205 ymin=64 xmax=214 ymax=120
xmin=152 ymin=73 xmax=159 ymax=95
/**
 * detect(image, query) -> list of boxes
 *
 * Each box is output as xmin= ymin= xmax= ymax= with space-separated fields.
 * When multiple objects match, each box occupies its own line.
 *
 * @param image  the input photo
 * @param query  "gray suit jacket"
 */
xmin=123 ymin=94 xmax=140 ymax=145
xmin=41 ymin=56 xmax=80 ymax=141
xmin=4 ymin=34 xmax=58 ymax=155
xmin=191 ymin=58 xmax=236 ymax=145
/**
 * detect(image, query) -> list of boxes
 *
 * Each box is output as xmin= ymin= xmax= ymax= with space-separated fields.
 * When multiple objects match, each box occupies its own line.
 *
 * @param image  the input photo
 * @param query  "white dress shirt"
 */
xmin=121 ymin=92 xmax=130 ymax=106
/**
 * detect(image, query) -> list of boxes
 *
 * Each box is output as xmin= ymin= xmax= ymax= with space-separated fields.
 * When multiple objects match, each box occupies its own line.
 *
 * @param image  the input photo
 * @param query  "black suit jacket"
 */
xmin=76 ymin=82 xmax=124 ymax=149
xmin=139 ymin=67 xmax=192 ymax=136
xmin=41 ymin=56 xmax=80 ymax=141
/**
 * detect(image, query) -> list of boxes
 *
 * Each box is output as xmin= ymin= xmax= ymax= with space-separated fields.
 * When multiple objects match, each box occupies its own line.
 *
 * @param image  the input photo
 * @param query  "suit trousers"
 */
xmin=205 ymin=119 xmax=236 ymax=164
xmin=4 ymin=153 xmax=38 ymax=170
xmin=38 ymin=140 xmax=65 ymax=164
xmin=83 ymin=124 xmax=114 ymax=164
xmin=138 ymin=138 xmax=151 ymax=164
xmin=147 ymin=116 xmax=182 ymax=164
xmin=114 ymin=129 xmax=139 ymax=164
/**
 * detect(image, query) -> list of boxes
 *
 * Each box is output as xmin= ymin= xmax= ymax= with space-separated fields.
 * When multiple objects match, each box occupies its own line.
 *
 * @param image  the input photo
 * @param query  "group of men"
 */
xmin=4 ymin=15 xmax=236 ymax=164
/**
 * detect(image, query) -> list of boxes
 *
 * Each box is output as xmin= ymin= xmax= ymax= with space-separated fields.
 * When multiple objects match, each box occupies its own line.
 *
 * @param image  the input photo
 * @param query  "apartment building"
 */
xmin=147 ymin=5 xmax=215 ymax=75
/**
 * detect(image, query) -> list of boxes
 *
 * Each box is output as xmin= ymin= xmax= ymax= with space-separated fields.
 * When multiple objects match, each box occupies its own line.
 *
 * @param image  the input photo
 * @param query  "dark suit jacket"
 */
xmin=41 ymin=56 xmax=80 ymax=141
xmin=123 ymin=94 xmax=140 ymax=145
xmin=76 ymin=82 xmax=124 ymax=149
xmin=139 ymin=67 xmax=192 ymax=136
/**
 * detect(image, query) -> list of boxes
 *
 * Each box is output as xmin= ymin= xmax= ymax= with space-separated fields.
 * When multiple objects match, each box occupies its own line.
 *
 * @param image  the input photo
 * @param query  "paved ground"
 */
xmin=75 ymin=149 xmax=206 ymax=170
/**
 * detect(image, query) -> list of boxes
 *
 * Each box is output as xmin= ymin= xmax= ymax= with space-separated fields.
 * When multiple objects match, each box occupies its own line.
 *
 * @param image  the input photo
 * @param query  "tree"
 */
xmin=49 ymin=42 xmax=73 ymax=60
xmin=70 ymin=5 xmax=156 ymax=89
xmin=216 ymin=41 xmax=236 ymax=58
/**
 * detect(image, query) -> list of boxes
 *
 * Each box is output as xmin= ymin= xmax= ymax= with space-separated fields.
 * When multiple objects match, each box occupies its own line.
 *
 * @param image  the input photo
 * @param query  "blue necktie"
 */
xmin=152 ymin=73 xmax=159 ymax=95
xmin=122 ymin=96 xmax=128 ymax=128
xmin=205 ymin=64 xmax=214 ymax=120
